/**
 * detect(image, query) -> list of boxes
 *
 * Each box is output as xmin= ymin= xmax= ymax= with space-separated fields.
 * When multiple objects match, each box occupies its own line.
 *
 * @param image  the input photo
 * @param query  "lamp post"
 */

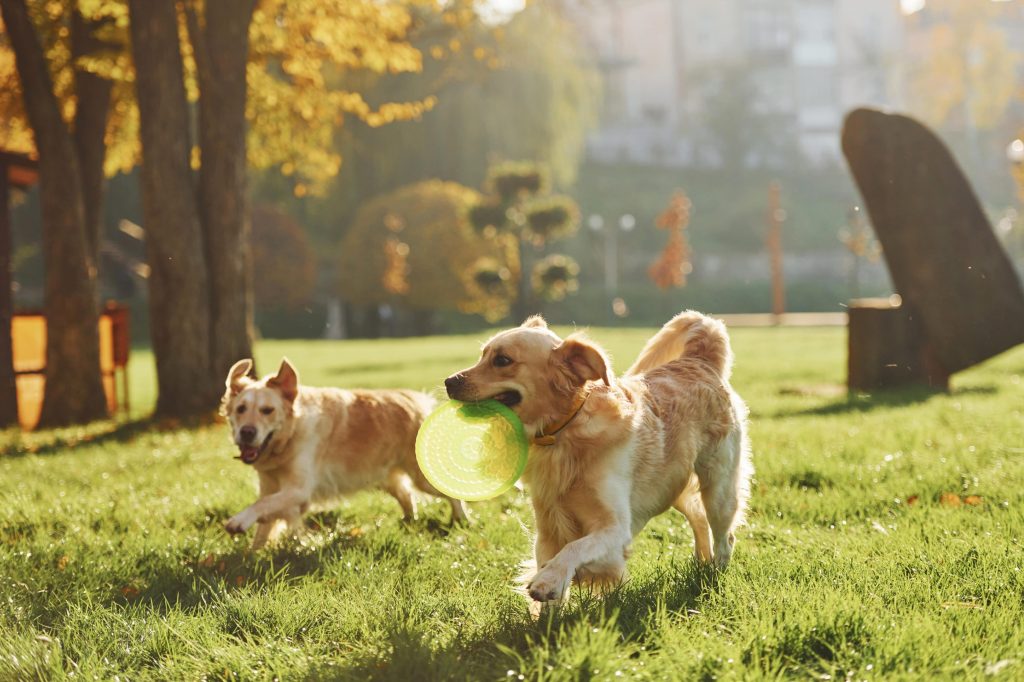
xmin=1007 ymin=138 xmax=1024 ymax=265
xmin=1009 ymin=138 xmax=1024 ymax=201
xmin=589 ymin=212 xmax=635 ymax=322
xmin=588 ymin=212 xmax=635 ymax=297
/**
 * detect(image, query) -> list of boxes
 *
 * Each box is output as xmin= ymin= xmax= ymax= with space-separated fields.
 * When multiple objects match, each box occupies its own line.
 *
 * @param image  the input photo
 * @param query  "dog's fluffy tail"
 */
xmin=626 ymin=310 xmax=733 ymax=379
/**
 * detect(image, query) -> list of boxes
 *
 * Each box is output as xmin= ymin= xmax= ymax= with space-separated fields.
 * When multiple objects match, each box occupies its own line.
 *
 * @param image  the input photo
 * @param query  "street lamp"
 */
xmin=1009 ymin=138 xmax=1024 ymax=199
xmin=588 ymin=212 xmax=635 ymax=318
xmin=1008 ymin=138 xmax=1024 ymax=165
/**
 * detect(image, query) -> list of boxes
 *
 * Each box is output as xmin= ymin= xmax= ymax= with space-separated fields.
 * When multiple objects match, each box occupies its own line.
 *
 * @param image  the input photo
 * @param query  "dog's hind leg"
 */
xmin=673 ymin=481 xmax=712 ymax=563
xmin=408 ymin=466 xmax=469 ymax=525
xmin=697 ymin=431 xmax=746 ymax=568
xmin=384 ymin=470 xmax=417 ymax=521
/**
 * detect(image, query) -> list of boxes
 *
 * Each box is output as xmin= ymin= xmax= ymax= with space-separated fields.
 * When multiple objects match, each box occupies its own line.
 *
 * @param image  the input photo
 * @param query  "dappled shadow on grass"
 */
xmin=0 ymin=412 xmax=223 ymax=459
xmin=324 ymin=355 xmax=471 ymax=378
xmin=334 ymin=561 xmax=723 ymax=681
xmin=108 ymin=512 xmax=461 ymax=614
xmin=0 ymin=418 xmax=157 ymax=458
xmin=770 ymin=384 xmax=996 ymax=419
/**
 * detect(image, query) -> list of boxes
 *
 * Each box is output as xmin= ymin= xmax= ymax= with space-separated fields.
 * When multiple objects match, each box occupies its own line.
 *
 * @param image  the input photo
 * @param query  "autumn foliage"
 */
xmin=648 ymin=191 xmax=693 ymax=290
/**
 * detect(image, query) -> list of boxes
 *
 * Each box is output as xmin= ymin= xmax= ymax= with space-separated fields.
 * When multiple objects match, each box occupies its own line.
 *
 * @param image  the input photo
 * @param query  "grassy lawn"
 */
xmin=2 ymin=326 xmax=1023 ymax=680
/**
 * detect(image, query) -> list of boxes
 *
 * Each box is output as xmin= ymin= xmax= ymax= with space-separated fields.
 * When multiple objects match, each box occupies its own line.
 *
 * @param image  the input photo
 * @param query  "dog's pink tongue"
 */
xmin=239 ymin=446 xmax=259 ymax=464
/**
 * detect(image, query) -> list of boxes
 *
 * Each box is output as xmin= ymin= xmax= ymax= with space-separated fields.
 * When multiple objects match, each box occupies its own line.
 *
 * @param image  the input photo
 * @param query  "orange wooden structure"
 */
xmin=1 ymin=151 xmax=41 ymax=428
xmin=12 ymin=303 xmax=130 ymax=429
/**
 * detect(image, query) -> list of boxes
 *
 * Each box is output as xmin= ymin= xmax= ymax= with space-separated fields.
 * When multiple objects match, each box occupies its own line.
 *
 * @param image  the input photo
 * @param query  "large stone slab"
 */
xmin=842 ymin=108 xmax=1024 ymax=375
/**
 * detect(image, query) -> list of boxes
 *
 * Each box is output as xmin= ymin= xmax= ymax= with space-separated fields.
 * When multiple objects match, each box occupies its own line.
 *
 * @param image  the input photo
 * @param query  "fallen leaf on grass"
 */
xmin=906 ymin=495 xmax=919 ymax=506
xmin=56 ymin=555 xmax=69 ymax=571
xmin=120 ymin=585 xmax=139 ymax=599
xmin=964 ymin=495 xmax=984 ymax=506
xmin=349 ymin=527 xmax=363 ymax=538
xmin=939 ymin=492 xmax=962 ymax=508
xmin=235 ymin=575 xmax=246 ymax=587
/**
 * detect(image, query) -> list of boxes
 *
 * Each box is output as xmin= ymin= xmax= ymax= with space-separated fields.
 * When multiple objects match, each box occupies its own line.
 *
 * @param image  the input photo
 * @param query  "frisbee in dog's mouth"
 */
xmin=492 ymin=390 xmax=522 ymax=407
xmin=236 ymin=432 xmax=274 ymax=465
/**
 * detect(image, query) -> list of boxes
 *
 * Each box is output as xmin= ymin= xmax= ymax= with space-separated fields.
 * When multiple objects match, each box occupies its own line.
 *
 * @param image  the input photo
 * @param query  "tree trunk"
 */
xmin=187 ymin=0 xmax=256 ymax=379
xmin=128 ymin=0 xmax=218 ymax=417
xmin=0 ymin=0 xmax=108 ymax=428
xmin=847 ymin=299 xmax=949 ymax=391
xmin=0 ymin=169 xmax=17 ymax=427
xmin=71 ymin=10 xmax=114 ymax=263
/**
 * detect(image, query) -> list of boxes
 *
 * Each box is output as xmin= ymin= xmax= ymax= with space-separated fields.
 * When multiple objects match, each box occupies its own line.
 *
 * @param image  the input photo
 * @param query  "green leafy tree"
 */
xmin=467 ymin=161 xmax=580 ymax=320
xmin=338 ymin=180 xmax=518 ymax=325
xmin=696 ymin=64 xmax=800 ymax=171
xmin=252 ymin=204 xmax=316 ymax=310
xmin=287 ymin=1 xmax=599 ymax=253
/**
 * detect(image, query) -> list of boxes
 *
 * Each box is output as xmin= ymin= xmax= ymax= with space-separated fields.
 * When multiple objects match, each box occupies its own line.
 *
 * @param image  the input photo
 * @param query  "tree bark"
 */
xmin=128 ymin=0 xmax=218 ymax=417
xmin=71 ymin=10 xmax=114 ymax=263
xmin=0 ymin=169 xmax=17 ymax=427
xmin=187 ymin=0 xmax=256 ymax=379
xmin=847 ymin=299 xmax=949 ymax=391
xmin=0 ymin=0 xmax=108 ymax=428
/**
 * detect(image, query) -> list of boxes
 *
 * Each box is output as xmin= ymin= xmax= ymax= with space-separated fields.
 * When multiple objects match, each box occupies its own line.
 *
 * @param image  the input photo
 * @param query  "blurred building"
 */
xmin=567 ymin=0 xmax=905 ymax=167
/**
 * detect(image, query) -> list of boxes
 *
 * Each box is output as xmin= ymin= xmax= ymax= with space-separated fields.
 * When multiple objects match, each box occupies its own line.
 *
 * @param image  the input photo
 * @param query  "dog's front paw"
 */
xmin=225 ymin=512 xmax=255 ymax=535
xmin=527 ymin=564 xmax=571 ymax=603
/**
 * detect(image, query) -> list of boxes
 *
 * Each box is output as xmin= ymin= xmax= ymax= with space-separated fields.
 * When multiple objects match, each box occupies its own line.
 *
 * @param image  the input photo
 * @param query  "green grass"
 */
xmin=2 ymin=327 xmax=1023 ymax=680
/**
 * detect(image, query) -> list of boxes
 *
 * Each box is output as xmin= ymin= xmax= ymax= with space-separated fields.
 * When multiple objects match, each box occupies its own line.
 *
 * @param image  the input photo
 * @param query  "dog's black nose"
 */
xmin=444 ymin=374 xmax=465 ymax=398
xmin=239 ymin=425 xmax=257 ymax=443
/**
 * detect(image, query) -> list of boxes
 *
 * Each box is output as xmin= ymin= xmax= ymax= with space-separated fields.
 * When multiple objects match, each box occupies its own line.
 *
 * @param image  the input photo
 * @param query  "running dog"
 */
xmin=222 ymin=358 xmax=466 ymax=548
xmin=444 ymin=311 xmax=752 ymax=604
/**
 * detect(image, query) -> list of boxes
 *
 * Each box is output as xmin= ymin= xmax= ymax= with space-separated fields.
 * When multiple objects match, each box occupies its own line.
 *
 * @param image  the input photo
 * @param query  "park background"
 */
xmin=5 ymin=0 xmax=1024 ymax=347
xmin=2 ymin=0 xmax=1024 ymax=679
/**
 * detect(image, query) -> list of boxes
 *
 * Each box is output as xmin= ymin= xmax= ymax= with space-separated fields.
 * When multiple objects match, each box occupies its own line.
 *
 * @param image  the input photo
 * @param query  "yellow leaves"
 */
xmin=906 ymin=0 xmax=1021 ymax=130
xmin=245 ymin=0 xmax=445 ymax=191
xmin=363 ymin=97 xmax=436 ymax=128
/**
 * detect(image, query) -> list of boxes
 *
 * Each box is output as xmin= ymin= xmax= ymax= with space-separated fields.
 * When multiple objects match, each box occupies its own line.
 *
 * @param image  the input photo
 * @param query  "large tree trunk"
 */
xmin=71 ymin=10 xmax=114 ymax=263
xmin=0 ymin=169 xmax=17 ymax=427
xmin=128 ymin=0 xmax=218 ymax=417
xmin=187 ymin=0 xmax=257 ymax=378
xmin=0 ymin=0 xmax=108 ymax=428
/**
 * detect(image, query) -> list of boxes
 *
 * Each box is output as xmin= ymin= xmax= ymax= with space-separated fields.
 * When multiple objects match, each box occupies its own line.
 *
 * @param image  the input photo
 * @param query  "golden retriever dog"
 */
xmin=444 ymin=311 xmax=752 ymax=604
xmin=222 ymin=358 xmax=467 ymax=549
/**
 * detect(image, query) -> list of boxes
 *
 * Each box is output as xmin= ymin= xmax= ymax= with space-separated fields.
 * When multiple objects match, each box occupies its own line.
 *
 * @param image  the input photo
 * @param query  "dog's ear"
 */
xmin=268 ymin=357 xmax=300 ymax=402
xmin=554 ymin=334 xmax=611 ymax=387
xmin=521 ymin=315 xmax=548 ymax=329
xmin=225 ymin=359 xmax=253 ymax=396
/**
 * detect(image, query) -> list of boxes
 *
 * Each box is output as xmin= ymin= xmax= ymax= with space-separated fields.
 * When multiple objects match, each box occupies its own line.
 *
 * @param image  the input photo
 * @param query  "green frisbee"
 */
xmin=416 ymin=399 xmax=529 ymax=502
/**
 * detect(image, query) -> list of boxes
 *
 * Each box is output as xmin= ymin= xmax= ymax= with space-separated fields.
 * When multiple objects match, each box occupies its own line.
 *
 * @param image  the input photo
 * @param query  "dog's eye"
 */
xmin=493 ymin=354 xmax=513 ymax=368
xmin=259 ymin=406 xmax=274 ymax=415
xmin=236 ymin=404 xmax=247 ymax=414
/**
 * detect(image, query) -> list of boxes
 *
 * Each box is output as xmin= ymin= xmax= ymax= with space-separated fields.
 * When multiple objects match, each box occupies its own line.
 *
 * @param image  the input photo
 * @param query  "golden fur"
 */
xmin=222 ymin=358 xmax=466 ymax=549
xmin=445 ymin=311 xmax=752 ymax=604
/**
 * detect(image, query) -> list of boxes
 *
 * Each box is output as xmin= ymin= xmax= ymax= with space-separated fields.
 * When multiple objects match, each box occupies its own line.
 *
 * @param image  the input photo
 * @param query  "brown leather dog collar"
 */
xmin=532 ymin=389 xmax=591 ymax=446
